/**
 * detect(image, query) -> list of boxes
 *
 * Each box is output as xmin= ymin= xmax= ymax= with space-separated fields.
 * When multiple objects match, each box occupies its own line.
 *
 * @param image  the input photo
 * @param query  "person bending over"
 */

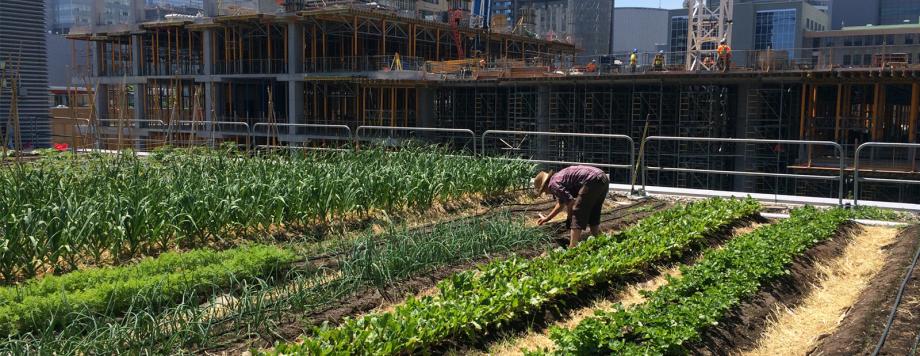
xmin=533 ymin=166 xmax=610 ymax=248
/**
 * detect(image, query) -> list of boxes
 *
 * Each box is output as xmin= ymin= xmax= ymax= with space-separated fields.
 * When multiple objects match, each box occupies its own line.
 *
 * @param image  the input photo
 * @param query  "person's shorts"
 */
xmin=570 ymin=176 xmax=610 ymax=230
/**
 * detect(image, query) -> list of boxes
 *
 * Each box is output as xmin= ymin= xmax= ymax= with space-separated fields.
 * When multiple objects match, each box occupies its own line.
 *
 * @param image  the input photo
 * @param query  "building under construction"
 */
xmin=65 ymin=0 xmax=920 ymax=204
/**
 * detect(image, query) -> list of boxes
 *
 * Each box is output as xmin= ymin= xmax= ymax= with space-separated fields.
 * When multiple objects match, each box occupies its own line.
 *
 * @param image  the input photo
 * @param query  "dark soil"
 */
xmin=808 ymin=225 xmax=920 ymax=356
xmin=202 ymin=197 xmax=667 ymax=354
xmin=686 ymin=223 xmax=859 ymax=355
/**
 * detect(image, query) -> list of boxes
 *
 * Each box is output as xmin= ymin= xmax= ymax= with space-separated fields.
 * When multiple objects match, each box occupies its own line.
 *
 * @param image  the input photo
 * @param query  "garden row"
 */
xmin=0 ymin=147 xmax=532 ymax=282
xmin=0 ymin=213 xmax=549 ymax=354
xmin=0 ymin=244 xmax=297 ymax=335
xmin=544 ymin=206 xmax=854 ymax=355
xmin=272 ymin=197 xmax=761 ymax=355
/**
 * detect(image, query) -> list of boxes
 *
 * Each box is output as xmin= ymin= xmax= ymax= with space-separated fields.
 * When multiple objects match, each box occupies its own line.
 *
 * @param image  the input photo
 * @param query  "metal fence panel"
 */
xmin=854 ymin=142 xmax=920 ymax=206
xmin=356 ymin=126 xmax=477 ymax=155
xmin=481 ymin=130 xmax=636 ymax=191
xmin=252 ymin=123 xmax=353 ymax=151
xmin=641 ymin=136 xmax=846 ymax=205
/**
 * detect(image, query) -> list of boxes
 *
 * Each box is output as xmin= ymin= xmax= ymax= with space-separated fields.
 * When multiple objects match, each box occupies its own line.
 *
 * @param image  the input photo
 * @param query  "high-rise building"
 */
xmin=514 ymin=0 xmax=614 ymax=57
xmin=831 ymin=0 xmax=920 ymax=29
xmin=732 ymin=0 xmax=828 ymax=61
xmin=0 ymin=0 xmax=50 ymax=148
xmin=48 ymin=0 xmax=94 ymax=34
xmin=612 ymin=7 xmax=670 ymax=54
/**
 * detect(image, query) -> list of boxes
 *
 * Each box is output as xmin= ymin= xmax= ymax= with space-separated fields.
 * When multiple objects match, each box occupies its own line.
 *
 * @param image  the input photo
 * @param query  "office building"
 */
xmin=514 ymin=0 xmax=615 ymax=56
xmin=831 ymin=0 xmax=920 ymax=29
xmin=807 ymin=23 xmax=920 ymax=67
xmin=0 ymin=0 xmax=50 ymax=148
xmin=732 ymin=0 xmax=828 ymax=66
xmin=612 ymin=7 xmax=670 ymax=54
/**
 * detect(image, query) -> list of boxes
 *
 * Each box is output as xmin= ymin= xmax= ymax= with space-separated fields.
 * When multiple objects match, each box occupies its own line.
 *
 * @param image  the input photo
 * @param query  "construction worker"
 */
xmin=717 ymin=39 xmax=732 ymax=72
xmin=629 ymin=49 xmax=639 ymax=73
xmin=534 ymin=166 xmax=610 ymax=248
xmin=586 ymin=59 xmax=598 ymax=73
xmin=653 ymin=50 xmax=665 ymax=71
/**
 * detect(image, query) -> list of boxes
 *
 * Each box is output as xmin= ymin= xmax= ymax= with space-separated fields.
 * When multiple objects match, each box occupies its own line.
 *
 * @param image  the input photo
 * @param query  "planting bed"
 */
xmin=808 ymin=226 xmax=920 ymax=356
xmin=208 ymin=197 xmax=666 ymax=354
xmin=3 ymin=147 xmax=919 ymax=356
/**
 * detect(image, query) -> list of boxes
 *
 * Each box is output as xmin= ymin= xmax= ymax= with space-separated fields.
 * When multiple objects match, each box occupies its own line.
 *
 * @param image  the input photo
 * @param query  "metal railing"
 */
xmin=482 ymin=130 xmax=636 ymax=192
xmin=356 ymin=126 xmax=477 ymax=155
xmin=214 ymin=59 xmax=286 ymax=75
xmin=252 ymin=123 xmax=353 ymax=151
xmin=303 ymin=55 xmax=427 ymax=73
xmin=641 ymin=136 xmax=846 ymax=205
xmin=854 ymin=142 xmax=920 ymax=206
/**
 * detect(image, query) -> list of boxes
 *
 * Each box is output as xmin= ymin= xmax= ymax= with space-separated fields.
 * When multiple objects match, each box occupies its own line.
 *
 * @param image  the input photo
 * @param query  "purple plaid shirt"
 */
xmin=546 ymin=166 xmax=607 ymax=204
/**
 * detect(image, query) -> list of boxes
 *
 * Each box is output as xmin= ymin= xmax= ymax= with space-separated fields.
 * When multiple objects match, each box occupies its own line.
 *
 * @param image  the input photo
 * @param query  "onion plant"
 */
xmin=0 ymin=213 xmax=547 ymax=354
xmin=0 ymin=147 xmax=533 ymax=282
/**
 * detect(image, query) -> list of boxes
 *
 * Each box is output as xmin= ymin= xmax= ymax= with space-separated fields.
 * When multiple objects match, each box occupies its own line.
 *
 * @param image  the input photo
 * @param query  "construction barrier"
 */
xmin=854 ymin=142 xmax=920 ymax=206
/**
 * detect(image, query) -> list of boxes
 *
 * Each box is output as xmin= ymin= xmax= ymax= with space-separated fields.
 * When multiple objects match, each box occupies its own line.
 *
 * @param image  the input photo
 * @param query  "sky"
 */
xmin=616 ymin=0 xmax=685 ymax=9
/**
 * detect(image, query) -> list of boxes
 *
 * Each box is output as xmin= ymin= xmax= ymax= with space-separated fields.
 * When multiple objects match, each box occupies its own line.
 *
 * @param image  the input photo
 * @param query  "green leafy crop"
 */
xmin=547 ymin=206 xmax=853 ymax=355
xmin=271 ymin=197 xmax=760 ymax=355
xmin=0 ymin=244 xmax=296 ymax=335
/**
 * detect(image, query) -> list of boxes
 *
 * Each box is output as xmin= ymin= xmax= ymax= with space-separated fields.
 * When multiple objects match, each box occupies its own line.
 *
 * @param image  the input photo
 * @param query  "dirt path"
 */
xmin=809 ymin=225 xmax=920 ymax=356
xmin=685 ymin=223 xmax=859 ymax=355
xmin=204 ymin=197 xmax=666 ymax=354
xmin=743 ymin=226 xmax=901 ymax=356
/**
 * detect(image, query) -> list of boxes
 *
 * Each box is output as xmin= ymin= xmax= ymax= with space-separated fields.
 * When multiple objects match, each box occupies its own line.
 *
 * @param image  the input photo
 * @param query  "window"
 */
xmin=875 ymin=35 xmax=884 ymax=45
xmin=864 ymin=54 xmax=872 ymax=65
xmin=907 ymin=34 xmax=915 ymax=45
xmin=853 ymin=55 xmax=861 ymax=65
xmin=669 ymin=16 xmax=689 ymax=65
xmin=843 ymin=54 xmax=851 ymax=65
xmin=879 ymin=0 xmax=920 ymax=25
xmin=754 ymin=9 xmax=797 ymax=56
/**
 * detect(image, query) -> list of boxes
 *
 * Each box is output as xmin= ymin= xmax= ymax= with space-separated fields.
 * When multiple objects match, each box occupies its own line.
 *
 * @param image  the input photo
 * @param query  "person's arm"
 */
xmin=538 ymin=200 xmax=572 ymax=226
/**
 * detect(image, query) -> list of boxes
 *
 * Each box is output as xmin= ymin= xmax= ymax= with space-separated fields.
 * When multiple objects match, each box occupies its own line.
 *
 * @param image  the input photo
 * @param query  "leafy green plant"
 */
xmin=271 ymin=198 xmax=760 ymax=355
xmin=0 ymin=213 xmax=548 ymax=354
xmin=546 ymin=206 xmax=853 ymax=355
xmin=0 ymin=244 xmax=297 ymax=335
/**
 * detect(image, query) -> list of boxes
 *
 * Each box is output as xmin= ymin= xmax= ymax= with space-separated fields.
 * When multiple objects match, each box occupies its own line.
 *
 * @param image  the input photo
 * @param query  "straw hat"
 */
xmin=533 ymin=170 xmax=554 ymax=196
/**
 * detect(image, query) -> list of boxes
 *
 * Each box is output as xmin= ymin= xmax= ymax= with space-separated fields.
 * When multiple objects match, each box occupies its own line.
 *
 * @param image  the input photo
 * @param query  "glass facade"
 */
xmin=879 ymin=0 xmax=920 ymax=25
xmin=50 ymin=0 xmax=93 ymax=34
xmin=669 ymin=15 xmax=688 ymax=65
xmin=754 ymin=9 xmax=797 ymax=56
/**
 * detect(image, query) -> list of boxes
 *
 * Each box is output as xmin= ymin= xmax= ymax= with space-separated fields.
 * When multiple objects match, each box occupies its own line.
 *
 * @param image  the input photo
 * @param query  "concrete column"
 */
xmin=286 ymin=22 xmax=305 ymax=133
xmin=204 ymin=83 xmax=215 ymax=124
xmin=536 ymin=85 xmax=551 ymax=159
xmin=202 ymin=29 xmax=214 ymax=75
xmin=734 ymin=83 xmax=750 ymax=190
xmin=287 ymin=81 xmax=304 ymax=126
xmin=287 ymin=22 xmax=304 ymax=74
xmin=416 ymin=87 xmax=435 ymax=128
xmin=131 ymin=34 xmax=142 ymax=76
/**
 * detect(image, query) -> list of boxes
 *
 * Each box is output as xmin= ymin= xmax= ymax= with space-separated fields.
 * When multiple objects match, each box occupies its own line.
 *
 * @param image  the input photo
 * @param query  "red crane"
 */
xmin=449 ymin=9 xmax=465 ymax=59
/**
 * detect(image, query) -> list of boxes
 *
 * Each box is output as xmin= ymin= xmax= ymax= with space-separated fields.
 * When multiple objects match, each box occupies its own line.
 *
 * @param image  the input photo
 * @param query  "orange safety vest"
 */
xmin=717 ymin=44 xmax=732 ymax=57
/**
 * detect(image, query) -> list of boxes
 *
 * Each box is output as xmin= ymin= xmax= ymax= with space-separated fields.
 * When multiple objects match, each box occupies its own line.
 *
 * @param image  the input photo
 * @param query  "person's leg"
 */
xmin=586 ymin=179 xmax=608 ymax=238
xmin=569 ymin=228 xmax=583 ymax=248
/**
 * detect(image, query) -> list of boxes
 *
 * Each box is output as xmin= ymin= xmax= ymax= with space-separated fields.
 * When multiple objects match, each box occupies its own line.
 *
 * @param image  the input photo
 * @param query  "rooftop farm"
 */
xmin=1 ymin=147 xmax=919 ymax=355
